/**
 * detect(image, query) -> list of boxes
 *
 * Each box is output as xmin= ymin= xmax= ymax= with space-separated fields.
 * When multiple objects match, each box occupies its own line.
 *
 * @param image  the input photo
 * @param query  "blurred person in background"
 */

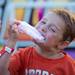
xmin=0 ymin=19 xmax=2 ymax=31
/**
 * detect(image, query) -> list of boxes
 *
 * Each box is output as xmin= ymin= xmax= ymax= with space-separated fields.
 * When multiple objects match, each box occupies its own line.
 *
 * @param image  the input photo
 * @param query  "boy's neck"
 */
xmin=35 ymin=45 xmax=65 ymax=59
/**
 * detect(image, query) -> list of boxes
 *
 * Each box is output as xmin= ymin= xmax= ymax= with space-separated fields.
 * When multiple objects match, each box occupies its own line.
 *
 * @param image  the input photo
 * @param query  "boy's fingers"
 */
xmin=13 ymin=25 xmax=19 ymax=35
xmin=10 ymin=20 xmax=21 ymax=26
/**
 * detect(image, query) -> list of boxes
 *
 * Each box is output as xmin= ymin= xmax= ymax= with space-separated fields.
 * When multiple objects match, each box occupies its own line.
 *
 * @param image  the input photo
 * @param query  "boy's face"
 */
xmin=35 ymin=12 xmax=66 ymax=51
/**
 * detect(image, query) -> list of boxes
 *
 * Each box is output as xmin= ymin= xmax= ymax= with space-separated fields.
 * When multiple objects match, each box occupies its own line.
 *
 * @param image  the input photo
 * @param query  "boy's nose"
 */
xmin=41 ymin=28 xmax=47 ymax=33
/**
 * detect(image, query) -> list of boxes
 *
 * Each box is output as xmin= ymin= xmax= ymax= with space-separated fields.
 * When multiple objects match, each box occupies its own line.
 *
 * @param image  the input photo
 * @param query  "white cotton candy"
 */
xmin=18 ymin=21 xmax=45 ymax=41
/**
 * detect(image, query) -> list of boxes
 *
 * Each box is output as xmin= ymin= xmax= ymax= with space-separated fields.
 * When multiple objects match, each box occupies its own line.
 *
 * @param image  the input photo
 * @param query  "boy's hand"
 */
xmin=4 ymin=20 xmax=20 ymax=48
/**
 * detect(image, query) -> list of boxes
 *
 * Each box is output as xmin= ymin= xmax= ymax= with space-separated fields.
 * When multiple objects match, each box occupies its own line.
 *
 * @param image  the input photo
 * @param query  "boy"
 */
xmin=0 ymin=9 xmax=75 ymax=75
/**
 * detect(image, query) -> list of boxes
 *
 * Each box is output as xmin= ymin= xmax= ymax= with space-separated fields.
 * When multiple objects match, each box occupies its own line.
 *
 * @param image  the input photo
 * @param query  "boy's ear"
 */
xmin=58 ymin=41 xmax=70 ymax=49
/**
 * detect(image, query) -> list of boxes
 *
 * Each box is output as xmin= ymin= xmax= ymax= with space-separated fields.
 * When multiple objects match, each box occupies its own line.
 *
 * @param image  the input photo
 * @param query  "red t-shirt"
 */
xmin=8 ymin=47 xmax=75 ymax=75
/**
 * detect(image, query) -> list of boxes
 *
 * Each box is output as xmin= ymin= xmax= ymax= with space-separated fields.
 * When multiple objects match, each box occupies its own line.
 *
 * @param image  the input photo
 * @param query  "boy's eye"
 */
xmin=41 ymin=21 xmax=46 ymax=24
xmin=48 ymin=27 xmax=56 ymax=32
xmin=51 ymin=28 xmax=56 ymax=32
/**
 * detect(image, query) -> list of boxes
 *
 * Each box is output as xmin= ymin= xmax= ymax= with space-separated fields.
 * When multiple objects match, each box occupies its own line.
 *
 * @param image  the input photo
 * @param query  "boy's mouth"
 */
xmin=40 ymin=34 xmax=47 ymax=42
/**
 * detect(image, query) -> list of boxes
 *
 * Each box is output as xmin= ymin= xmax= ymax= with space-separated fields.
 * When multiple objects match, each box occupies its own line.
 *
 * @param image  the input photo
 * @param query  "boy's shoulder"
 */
xmin=15 ymin=46 xmax=35 ymax=56
xmin=65 ymin=53 xmax=75 ymax=65
xmin=9 ymin=46 xmax=35 ymax=63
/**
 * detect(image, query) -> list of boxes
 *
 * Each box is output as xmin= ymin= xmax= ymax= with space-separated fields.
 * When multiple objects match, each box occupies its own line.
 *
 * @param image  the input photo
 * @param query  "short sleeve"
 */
xmin=8 ymin=48 xmax=28 ymax=75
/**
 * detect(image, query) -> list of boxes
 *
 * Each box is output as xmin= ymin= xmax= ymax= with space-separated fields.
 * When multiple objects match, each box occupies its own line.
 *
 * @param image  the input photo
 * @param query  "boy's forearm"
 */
xmin=0 ymin=68 xmax=10 ymax=75
xmin=0 ymin=53 xmax=11 ymax=75
xmin=0 ymin=38 xmax=17 ymax=75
